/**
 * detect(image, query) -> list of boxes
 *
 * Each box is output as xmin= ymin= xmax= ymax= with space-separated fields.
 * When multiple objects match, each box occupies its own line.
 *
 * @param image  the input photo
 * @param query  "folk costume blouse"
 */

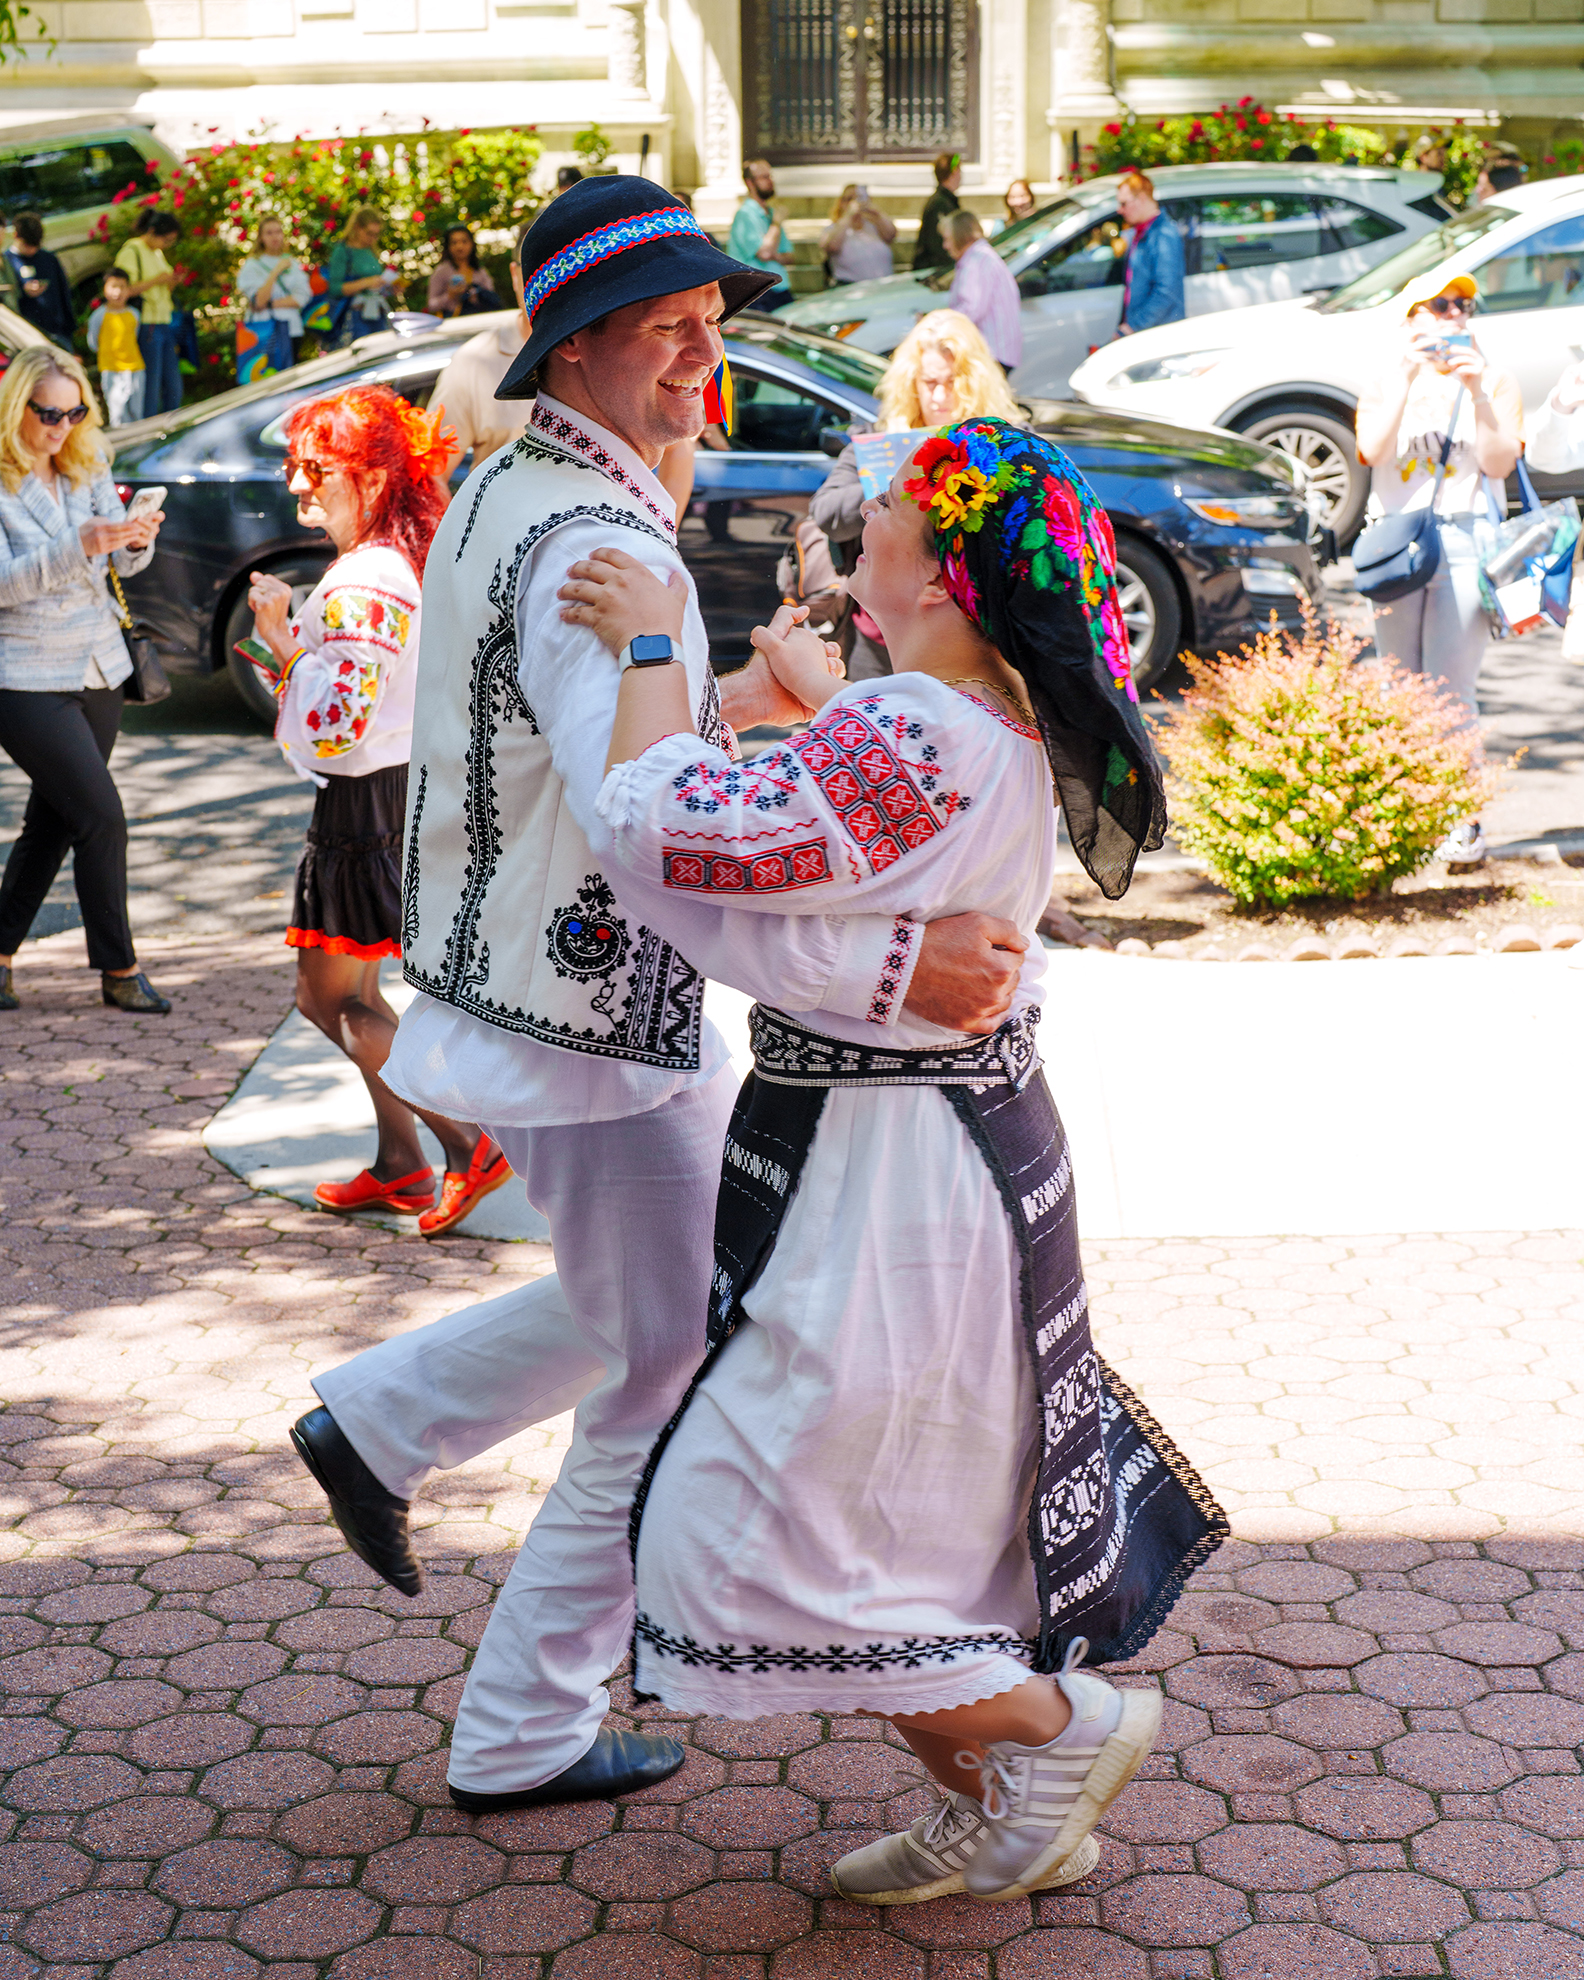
xmin=268 ymin=542 xmax=420 ymax=788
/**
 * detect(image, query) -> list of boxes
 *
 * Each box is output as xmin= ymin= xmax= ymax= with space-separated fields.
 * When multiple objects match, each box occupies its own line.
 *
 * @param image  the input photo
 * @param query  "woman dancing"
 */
xmin=246 ymin=383 xmax=508 ymax=1237
xmin=558 ymin=419 xmax=1225 ymax=1905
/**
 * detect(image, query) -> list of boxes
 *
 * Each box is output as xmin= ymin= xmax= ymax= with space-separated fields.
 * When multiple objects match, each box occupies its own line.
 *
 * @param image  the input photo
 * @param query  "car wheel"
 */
xmin=1240 ymin=406 xmax=1367 ymax=543
xmin=1113 ymin=538 xmax=1182 ymax=695
xmin=221 ymin=556 xmax=332 ymax=725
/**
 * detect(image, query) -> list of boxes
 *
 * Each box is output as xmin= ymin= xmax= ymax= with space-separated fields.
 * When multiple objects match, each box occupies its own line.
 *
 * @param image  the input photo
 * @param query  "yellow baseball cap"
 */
xmin=1402 ymin=272 xmax=1478 ymax=317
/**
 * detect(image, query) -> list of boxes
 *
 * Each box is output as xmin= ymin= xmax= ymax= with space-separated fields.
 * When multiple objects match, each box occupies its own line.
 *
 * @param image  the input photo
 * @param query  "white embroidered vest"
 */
xmin=400 ymin=420 xmax=722 ymax=1068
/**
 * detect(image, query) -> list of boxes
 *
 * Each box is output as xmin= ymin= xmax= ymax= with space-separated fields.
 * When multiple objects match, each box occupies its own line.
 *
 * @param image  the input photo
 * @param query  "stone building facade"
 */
xmin=0 ymin=0 xmax=1577 ymax=224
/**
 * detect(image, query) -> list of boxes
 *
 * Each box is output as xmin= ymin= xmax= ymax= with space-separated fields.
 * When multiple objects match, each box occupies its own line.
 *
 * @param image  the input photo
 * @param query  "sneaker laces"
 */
xmin=960 ymin=1748 xmax=1020 ymax=1820
xmin=922 ymin=1795 xmax=978 ymax=1849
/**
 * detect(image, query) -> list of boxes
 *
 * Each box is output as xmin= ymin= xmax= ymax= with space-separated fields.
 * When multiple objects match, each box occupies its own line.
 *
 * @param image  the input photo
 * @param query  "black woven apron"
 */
xmin=630 ymin=1006 xmax=1227 ymax=1680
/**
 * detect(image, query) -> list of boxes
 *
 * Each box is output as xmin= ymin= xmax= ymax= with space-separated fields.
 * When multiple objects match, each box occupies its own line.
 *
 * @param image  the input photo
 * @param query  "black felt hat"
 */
xmin=496 ymin=176 xmax=777 ymax=401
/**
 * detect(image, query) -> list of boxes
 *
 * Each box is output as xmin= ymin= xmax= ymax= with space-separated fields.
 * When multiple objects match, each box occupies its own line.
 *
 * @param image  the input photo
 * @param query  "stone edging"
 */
xmin=1106 ymin=923 xmax=1584 ymax=962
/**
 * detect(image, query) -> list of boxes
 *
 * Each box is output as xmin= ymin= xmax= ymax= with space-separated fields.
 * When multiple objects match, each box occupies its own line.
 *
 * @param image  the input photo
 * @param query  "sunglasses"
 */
xmin=28 ymin=400 xmax=89 ymax=427
xmin=284 ymin=454 xmax=330 ymax=488
xmin=1423 ymin=295 xmax=1474 ymax=317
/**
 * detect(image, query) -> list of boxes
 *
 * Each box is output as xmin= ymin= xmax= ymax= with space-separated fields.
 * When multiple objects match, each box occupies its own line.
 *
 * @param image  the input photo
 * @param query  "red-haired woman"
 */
xmin=244 ymin=383 xmax=509 ymax=1236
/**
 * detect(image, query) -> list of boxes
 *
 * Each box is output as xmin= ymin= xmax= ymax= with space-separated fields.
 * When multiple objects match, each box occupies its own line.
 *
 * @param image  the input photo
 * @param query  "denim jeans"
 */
xmin=137 ymin=323 xmax=182 ymax=418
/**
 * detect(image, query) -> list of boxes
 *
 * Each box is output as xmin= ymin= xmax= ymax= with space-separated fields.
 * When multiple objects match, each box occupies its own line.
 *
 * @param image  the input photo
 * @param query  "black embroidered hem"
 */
xmin=635 ymin=1615 xmax=1033 ymax=1678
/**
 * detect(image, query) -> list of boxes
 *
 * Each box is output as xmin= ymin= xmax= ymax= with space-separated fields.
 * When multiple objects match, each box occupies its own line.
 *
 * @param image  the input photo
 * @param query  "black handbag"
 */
xmin=1351 ymin=386 xmax=1464 ymax=604
xmin=107 ymin=561 xmax=171 ymax=704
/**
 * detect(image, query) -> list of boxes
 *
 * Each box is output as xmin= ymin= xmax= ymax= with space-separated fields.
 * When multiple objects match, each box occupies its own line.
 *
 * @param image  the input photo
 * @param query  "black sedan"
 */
xmin=108 ymin=312 xmax=1323 ymax=722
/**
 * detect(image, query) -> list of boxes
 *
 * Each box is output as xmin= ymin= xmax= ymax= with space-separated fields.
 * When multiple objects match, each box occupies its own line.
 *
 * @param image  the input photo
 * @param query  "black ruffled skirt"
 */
xmin=287 ymin=762 xmax=406 ymax=961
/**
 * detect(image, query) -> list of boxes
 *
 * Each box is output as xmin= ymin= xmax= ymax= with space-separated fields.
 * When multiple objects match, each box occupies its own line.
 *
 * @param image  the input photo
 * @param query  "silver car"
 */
xmin=781 ymin=162 xmax=1450 ymax=400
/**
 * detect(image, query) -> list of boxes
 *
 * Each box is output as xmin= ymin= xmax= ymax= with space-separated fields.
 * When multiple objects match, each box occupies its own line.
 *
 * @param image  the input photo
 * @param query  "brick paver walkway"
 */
xmin=4 ymin=932 xmax=1584 ymax=1979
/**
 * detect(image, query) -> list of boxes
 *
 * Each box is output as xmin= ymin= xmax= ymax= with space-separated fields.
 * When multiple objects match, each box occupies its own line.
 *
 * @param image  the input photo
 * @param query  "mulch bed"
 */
xmin=1051 ymin=854 xmax=1584 ymax=958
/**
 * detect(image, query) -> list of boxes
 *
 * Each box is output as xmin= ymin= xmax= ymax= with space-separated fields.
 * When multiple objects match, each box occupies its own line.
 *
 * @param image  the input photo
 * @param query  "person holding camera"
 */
xmin=0 ymin=348 xmax=166 ymax=1015
xmin=820 ymin=185 xmax=897 ymax=286
xmin=6 ymin=212 xmax=75 ymax=350
xmin=1355 ymin=274 xmax=1522 ymax=866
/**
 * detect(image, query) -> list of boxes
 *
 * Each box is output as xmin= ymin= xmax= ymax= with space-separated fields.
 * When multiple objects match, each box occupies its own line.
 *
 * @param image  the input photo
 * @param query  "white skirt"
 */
xmin=634 ymin=1083 xmax=1041 ymax=1717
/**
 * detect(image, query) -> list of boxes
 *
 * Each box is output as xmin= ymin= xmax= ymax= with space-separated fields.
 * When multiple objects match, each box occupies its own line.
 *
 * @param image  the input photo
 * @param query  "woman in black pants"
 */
xmin=0 ymin=345 xmax=168 ymax=1013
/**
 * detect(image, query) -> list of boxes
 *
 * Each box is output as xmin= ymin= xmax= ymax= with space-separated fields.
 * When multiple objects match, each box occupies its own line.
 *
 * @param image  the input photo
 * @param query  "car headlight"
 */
xmin=1110 ymin=349 xmax=1231 ymax=388
xmin=1185 ymin=495 xmax=1304 ymax=528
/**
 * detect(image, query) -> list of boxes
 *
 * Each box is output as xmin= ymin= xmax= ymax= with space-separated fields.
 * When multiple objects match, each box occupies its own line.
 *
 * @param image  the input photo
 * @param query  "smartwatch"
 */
xmin=617 ymin=634 xmax=676 ymax=672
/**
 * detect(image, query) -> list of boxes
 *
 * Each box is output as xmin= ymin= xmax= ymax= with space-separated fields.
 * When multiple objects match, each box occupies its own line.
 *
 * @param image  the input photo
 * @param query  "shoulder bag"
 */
xmin=1351 ymin=385 xmax=1465 ymax=604
xmin=107 ymin=561 xmax=171 ymax=704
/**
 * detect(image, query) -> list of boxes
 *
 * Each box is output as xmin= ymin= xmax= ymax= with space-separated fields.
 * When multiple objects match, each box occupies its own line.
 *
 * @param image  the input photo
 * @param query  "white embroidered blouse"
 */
xmin=268 ymin=541 xmax=421 ymax=787
xmin=597 ymin=673 xmax=1057 ymax=1049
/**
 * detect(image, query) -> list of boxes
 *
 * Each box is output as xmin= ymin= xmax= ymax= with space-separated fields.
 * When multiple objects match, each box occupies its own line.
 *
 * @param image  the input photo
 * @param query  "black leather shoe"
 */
xmin=449 ymin=1728 xmax=687 ymax=1813
xmin=289 ymin=1406 xmax=424 ymax=1597
xmin=102 ymin=970 xmax=171 ymax=1014
xmin=0 ymin=967 xmax=16 ymax=1012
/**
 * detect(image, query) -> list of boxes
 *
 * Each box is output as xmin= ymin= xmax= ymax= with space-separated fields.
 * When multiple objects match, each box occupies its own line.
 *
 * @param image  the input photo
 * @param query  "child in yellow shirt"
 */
xmin=87 ymin=270 xmax=145 ymax=427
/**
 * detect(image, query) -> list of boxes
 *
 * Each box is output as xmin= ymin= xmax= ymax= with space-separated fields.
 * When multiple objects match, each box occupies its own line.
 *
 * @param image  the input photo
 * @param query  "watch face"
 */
xmin=631 ymin=634 xmax=673 ymax=664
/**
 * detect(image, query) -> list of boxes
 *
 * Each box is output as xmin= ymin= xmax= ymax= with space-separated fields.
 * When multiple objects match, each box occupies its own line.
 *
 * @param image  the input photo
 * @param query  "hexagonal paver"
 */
xmin=154 ymin=1840 xmax=296 ymax=1908
xmin=1356 ymin=1654 xmax=1488 ymax=1708
xmin=1180 ymin=1736 xmax=1321 ymax=1795
xmin=555 ymin=1935 xmax=705 ymax=1980
xmin=1411 ymin=1820 xmax=1563 ymax=1889
xmin=326 ymin=1946 xmax=477 ymax=1980
xmin=1316 ymin=1870 xmax=1470 ymax=1940
xmin=110 ymin=1948 xmax=263 ymax=1980
xmin=0 ymin=1646 xmax=112 ymax=1693
xmin=1447 ymin=1922 xmax=1584 ymax=1979
xmin=200 ymin=1752 xmax=335 ymax=1809
xmin=1234 ymin=1562 xmax=1357 ymax=1604
xmin=275 ymin=1793 xmax=414 ymax=1856
xmin=1104 ymin=1780 xmax=1228 ymax=1845
xmin=1269 ymin=1694 xmax=1404 ymax=1751
xmin=55 ymin=1679 xmax=184 ymax=1729
xmin=127 ymin=1711 xmax=256 ymax=1769
xmin=4 ymin=1754 xmax=142 ymax=1811
xmin=1294 ymin=1778 xmax=1436 ymax=1841
xmin=670 ymin=1883 xmax=814 ymax=1951
xmin=19 ymin=1892 xmax=173 ymax=1960
xmin=314 ymin=1710 xmax=440 ymax=1765
xmin=448 ymin=1883 xmax=597 ymax=1952
xmin=569 ymin=1834 xmax=717 ymax=1902
xmin=1384 ymin=1732 xmax=1517 ymax=1793
xmin=996 ymin=1930 xmax=1147 ymax=1979
xmin=344 ymin=1638 xmax=465 ymax=1684
xmin=1218 ymin=1923 xmax=1377 ymax=1979
xmin=786 ymin=1743 xmax=921 ymax=1799
xmin=1502 ymin=1777 xmax=1584 ymax=1837
xmin=81 ymin=1798 xmax=215 ymax=1856
xmin=1197 ymin=1823 xmax=1346 ymax=1892
xmin=1253 ymin=1624 xmax=1375 ymax=1669
xmin=1535 ymin=1869 xmax=1584 ymax=1930
xmin=1164 ymin=1657 xmax=1297 ymax=1711
xmin=691 ymin=1714 xmax=824 ymax=1759
xmin=1466 ymin=1694 xmax=1584 ymax=1747
xmin=0 ymin=1842 xmax=92 ymax=1907
xmin=1409 ymin=1560 xmax=1531 ymax=1602
xmin=236 ymin=1890 xmax=382 ymax=1959
xmin=360 ymin=1836 xmax=505 ymax=1904
xmin=1434 ymin=1621 xmax=1564 ymax=1667
xmin=1100 ymin=1873 xmax=1251 ymax=1945
xmin=681 ymin=1786 xmax=819 ymax=1849
xmin=1334 ymin=1591 xmax=1458 ymax=1634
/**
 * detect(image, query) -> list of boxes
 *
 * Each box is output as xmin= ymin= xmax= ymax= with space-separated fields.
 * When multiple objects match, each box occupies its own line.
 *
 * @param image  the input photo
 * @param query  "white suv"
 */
xmin=780 ymin=163 xmax=1448 ymax=403
xmin=1069 ymin=176 xmax=1584 ymax=540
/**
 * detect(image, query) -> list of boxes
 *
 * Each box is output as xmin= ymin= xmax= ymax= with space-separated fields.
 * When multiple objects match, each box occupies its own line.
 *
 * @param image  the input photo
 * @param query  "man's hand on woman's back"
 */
xmin=904 ymin=913 xmax=1026 ymax=1034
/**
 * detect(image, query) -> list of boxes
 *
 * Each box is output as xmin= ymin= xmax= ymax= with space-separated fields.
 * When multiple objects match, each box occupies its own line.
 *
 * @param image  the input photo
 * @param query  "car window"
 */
xmin=728 ymin=319 xmax=887 ymax=392
xmin=0 ymin=137 xmax=149 ymax=216
xmin=1311 ymin=195 xmax=1402 ymax=254
xmin=1473 ymin=214 xmax=1584 ymax=314
xmin=1017 ymin=215 xmax=1125 ymax=299
xmin=1194 ymin=195 xmax=1326 ymax=272
xmin=1317 ymin=203 xmax=1513 ymax=313
xmin=991 ymin=197 xmax=1085 ymax=262
xmin=729 ymin=370 xmax=846 ymax=452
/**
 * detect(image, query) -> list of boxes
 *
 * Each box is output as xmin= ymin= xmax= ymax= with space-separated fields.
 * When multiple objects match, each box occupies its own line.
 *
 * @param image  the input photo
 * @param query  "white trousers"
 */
xmin=313 ymin=1065 xmax=735 ymax=1792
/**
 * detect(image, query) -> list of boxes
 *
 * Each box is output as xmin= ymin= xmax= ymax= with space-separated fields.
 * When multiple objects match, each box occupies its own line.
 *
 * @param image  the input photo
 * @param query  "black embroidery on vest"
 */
xmin=455 ymin=439 xmax=525 ymax=560
xmin=405 ymin=501 xmax=704 ymax=1069
xmin=547 ymin=875 xmax=632 ymax=980
xmin=400 ymin=762 xmax=426 ymax=953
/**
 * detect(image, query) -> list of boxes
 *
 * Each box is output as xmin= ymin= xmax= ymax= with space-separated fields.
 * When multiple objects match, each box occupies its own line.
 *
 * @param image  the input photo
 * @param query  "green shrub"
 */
xmin=572 ymin=124 xmax=613 ymax=170
xmin=1090 ymin=101 xmax=1393 ymax=176
xmin=1154 ymin=610 xmax=1501 ymax=908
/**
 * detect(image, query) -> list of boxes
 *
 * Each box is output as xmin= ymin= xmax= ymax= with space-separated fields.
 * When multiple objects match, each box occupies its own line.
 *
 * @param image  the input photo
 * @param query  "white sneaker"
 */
xmin=961 ymin=1640 xmax=1163 ymax=1902
xmin=1439 ymin=818 xmax=1487 ymax=867
xmin=831 ymin=1791 xmax=1101 ymax=1906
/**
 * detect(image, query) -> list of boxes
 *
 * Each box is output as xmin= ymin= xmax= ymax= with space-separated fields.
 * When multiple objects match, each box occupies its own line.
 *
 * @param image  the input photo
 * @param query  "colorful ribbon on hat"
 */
xmin=523 ymin=207 xmax=713 ymax=326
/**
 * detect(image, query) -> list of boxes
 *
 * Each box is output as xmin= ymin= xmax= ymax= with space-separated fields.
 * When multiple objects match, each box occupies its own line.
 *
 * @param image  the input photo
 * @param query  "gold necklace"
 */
xmin=942 ymin=676 xmax=1037 ymax=726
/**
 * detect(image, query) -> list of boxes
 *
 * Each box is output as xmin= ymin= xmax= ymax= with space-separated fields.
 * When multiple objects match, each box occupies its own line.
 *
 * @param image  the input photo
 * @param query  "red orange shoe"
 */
xmin=314 ymin=1166 xmax=435 ymax=1216
xmin=418 ymin=1139 xmax=512 ymax=1238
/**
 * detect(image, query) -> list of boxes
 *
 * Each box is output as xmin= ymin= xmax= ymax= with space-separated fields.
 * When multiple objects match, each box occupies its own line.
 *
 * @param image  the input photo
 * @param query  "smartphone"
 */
xmin=233 ymin=636 xmax=278 ymax=673
xmin=125 ymin=484 xmax=166 ymax=520
xmin=854 ymin=185 xmax=869 ymax=203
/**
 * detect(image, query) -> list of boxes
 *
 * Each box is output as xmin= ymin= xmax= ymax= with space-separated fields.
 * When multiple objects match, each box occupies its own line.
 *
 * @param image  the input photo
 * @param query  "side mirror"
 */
xmin=819 ymin=425 xmax=850 ymax=459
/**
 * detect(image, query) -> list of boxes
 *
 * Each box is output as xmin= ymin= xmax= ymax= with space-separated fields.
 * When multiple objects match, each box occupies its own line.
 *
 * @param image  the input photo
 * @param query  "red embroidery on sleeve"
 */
xmin=788 ymin=705 xmax=961 ymax=875
xmin=663 ymin=840 xmax=832 ymax=893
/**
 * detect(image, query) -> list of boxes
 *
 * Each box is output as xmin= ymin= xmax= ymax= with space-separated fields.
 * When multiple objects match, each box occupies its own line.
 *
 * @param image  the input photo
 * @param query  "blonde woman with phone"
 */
xmin=0 ymin=347 xmax=167 ymax=1015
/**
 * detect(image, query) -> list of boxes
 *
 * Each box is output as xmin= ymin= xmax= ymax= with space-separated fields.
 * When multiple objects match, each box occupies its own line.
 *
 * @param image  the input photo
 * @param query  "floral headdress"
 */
xmin=902 ymin=417 xmax=1166 ymax=898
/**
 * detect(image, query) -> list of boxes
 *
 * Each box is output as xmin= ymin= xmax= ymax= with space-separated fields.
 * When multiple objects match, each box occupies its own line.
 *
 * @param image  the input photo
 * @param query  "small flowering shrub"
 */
xmin=1090 ymin=101 xmax=1392 ymax=177
xmin=1154 ymin=612 xmax=1501 ymax=908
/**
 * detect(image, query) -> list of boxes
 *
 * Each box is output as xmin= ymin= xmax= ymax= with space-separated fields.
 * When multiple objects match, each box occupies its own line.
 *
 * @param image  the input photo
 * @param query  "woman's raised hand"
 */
xmin=749 ymin=604 xmax=845 ymax=715
xmin=558 ymin=546 xmax=687 ymax=657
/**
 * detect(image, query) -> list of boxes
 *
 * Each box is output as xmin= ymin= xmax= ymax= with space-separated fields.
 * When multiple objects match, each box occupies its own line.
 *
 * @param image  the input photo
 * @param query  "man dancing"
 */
xmin=291 ymin=177 xmax=1025 ymax=1812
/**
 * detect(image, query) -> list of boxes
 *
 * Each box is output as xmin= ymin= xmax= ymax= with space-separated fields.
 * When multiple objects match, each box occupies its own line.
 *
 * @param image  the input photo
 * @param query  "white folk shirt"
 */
xmin=385 ymin=395 xmax=921 ymax=1130
xmin=270 ymin=542 xmax=420 ymax=788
